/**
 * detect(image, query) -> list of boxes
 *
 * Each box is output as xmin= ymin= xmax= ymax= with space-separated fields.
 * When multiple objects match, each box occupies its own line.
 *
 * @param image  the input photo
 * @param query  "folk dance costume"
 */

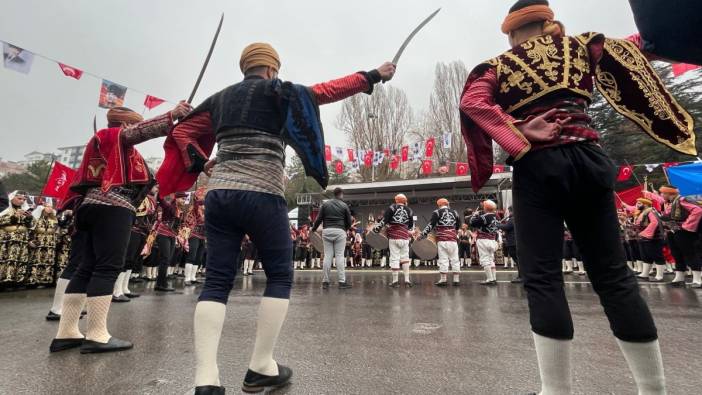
xmin=351 ymin=231 xmax=363 ymax=267
xmin=241 ymin=235 xmax=257 ymax=276
xmin=457 ymin=226 xmax=472 ymax=267
xmin=152 ymin=193 xmax=187 ymax=293
xmin=469 ymin=201 xmax=499 ymax=285
xmin=184 ymin=192 xmax=206 ymax=285
xmin=421 ymin=198 xmax=461 ymax=286
xmin=124 ymin=193 xmax=157 ymax=288
xmin=50 ymin=104 xmax=190 ymax=354
xmin=374 ymin=194 xmax=414 ymax=288
xmin=626 ymin=199 xmax=667 ymax=282
xmin=460 ymin=1 xmax=697 ymax=392
xmin=156 ymin=42 xmax=394 ymax=394
xmin=294 ymin=225 xmax=311 ymax=270
xmin=647 ymin=186 xmax=702 ymax=288
xmin=0 ymin=191 xmax=34 ymax=287
xmin=498 ymin=208 xmax=522 ymax=283
xmin=27 ymin=205 xmax=59 ymax=286
xmin=312 ymin=189 xmax=353 ymax=288
xmin=54 ymin=210 xmax=73 ymax=279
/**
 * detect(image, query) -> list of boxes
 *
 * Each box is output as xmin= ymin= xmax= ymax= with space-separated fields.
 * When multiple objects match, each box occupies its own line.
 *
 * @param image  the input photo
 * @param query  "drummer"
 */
xmin=420 ymin=198 xmax=462 ymax=286
xmin=311 ymin=187 xmax=353 ymax=289
xmin=373 ymin=194 xmax=414 ymax=287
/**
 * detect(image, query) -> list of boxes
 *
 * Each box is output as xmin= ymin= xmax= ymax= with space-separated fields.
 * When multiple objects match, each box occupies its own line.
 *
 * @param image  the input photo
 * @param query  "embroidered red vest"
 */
xmin=71 ymin=128 xmax=151 ymax=194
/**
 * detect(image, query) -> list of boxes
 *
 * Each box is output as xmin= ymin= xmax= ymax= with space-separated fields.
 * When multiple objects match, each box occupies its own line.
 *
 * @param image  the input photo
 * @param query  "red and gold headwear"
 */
xmin=659 ymin=186 xmax=680 ymax=195
xmin=501 ymin=0 xmax=563 ymax=37
xmin=106 ymin=107 xmax=143 ymax=127
xmin=239 ymin=42 xmax=281 ymax=74
xmin=636 ymin=198 xmax=653 ymax=206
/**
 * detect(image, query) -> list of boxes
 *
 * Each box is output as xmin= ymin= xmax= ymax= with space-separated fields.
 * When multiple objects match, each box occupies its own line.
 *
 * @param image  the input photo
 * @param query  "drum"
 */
xmin=310 ymin=231 xmax=324 ymax=253
xmin=366 ymin=230 xmax=389 ymax=250
xmin=412 ymin=234 xmax=437 ymax=260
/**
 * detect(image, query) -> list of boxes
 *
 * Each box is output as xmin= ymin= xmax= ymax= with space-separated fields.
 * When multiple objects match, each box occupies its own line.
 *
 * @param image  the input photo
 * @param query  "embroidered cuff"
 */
xmin=507 ymin=121 xmax=531 ymax=161
xmin=360 ymin=70 xmax=382 ymax=95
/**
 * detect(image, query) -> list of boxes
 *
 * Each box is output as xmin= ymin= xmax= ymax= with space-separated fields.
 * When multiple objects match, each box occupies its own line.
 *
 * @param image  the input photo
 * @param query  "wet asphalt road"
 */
xmin=0 ymin=270 xmax=700 ymax=395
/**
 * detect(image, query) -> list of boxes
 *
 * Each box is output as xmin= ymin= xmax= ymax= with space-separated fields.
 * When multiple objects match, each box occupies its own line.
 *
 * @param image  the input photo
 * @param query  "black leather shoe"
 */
xmin=405 ymin=281 xmax=414 ymax=288
xmin=670 ymin=281 xmax=687 ymax=288
xmin=322 ymin=282 xmax=329 ymax=289
xmin=510 ymin=277 xmax=523 ymax=284
xmin=194 ymin=385 xmax=225 ymax=395
xmin=46 ymin=310 xmax=61 ymax=321
xmin=389 ymin=281 xmax=400 ymax=288
xmin=184 ymin=281 xmax=193 ymax=286
xmin=154 ymin=285 xmax=175 ymax=292
xmin=80 ymin=337 xmax=133 ymax=354
xmin=49 ymin=337 xmax=84 ymax=352
xmin=435 ymin=281 xmax=447 ymax=287
xmin=130 ymin=278 xmax=144 ymax=283
xmin=452 ymin=282 xmax=460 ymax=287
xmin=648 ymin=278 xmax=665 ymax=283
xmin=124 ymin=292 xmax=140 ymax=298
xmin=112 ymin=295 xmax=130 ymax=303
xmin=242 ymin=364 xmax=292 ymax=393
xmin=338 ymin=281 xmax=352 ymax=289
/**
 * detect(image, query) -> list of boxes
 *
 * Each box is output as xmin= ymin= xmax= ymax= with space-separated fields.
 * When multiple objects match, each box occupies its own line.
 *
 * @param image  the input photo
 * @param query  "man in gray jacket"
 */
xmin=312 ymin=187 xmax=353 ymax=289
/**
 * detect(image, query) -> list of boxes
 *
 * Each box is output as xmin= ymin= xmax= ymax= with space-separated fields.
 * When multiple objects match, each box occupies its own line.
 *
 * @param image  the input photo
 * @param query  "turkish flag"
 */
xmin=390 ymin=155 xmax=400 ymax=170
xmin=324 ymin=145 xmax=332 ymax=162
xmin=41 ymin=162 xmax=77 ymax=200
xmin=615 ymin=185 xmax=643 ymax=209
xmin=421 ymin=160 xmax=433 ymax=175
xmin=363 ymin=150 xmax=373 ymax=167
xmin=144 ymin=95 xmax=166 ymax=110
xmin=334 ymin=160 xmax=344 ymax=174
xmin=57 ymin=62 xmax=83 ymax=80
xmin=672 ymin=63 xmax=701 ymax=77
xmin=456 ymin=162 xmax=469 ymax=176
xmin=662 ymin=162 xmax=679 ymax=169
xmin=401 ymin=146 xmax=409 ymax=162
xmin=347 ymin=148 xmax=355 ymax=162
xmin=425 ymin=137 xmax=435 ymax=157
xmin=492 ymin=164 xmax=505 ymax=173
xmin=616 ymin=165 xmax=634 ymax=182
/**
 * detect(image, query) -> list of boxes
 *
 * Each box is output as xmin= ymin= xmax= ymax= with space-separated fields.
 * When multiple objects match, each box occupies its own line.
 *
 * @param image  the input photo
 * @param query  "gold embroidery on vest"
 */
xmin=87 ymin=163 xmax=105 ymax=178
xmin=524 ymin=35 xmax=562 ymax=82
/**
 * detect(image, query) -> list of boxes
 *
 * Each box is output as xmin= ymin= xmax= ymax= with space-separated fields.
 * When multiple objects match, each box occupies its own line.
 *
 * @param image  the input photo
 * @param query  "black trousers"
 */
xmin=187 ymin=237 xmax=206 ymax=266
xmin=667 ymin=230 xmax=700 ymax=271
xmin=638 ymin=239 xmax=665 ymax=265
xmin=155 ymin=235 xmax=175 ymax=287
xmin=505 ymin=244 xmax=522 ymax=278
xmin=513 ymin=143 xmax=657 ymax=342
xmin=458 ymin=243 xmax=471 ymax=259
xmin=65 ymin=205 xmax=134 ymax=297
xmin=124 ymin=231 xmax=146 ymax=272
xmin=59 ymin=230 xmax=87 ymax=280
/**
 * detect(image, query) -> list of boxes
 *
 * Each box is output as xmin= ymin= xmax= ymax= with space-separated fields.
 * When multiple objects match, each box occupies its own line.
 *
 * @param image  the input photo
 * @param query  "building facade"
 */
xmin=56 ymin=145 xmax=86 ymax=169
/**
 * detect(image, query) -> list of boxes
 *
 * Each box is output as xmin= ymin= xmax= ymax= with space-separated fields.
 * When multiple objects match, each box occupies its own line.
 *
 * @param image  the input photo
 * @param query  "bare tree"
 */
xmin=336 ymin=84 xmax=414 ymax=182
xmin=416 ymin=61 xmax=470 ymax=166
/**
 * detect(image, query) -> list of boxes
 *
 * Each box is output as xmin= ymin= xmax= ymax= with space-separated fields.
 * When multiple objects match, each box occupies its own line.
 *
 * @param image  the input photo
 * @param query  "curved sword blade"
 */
xmin=392 ymin=8 xmax=441 ymax=65
xmin=187 ymin=13 xmax=224 ymax=104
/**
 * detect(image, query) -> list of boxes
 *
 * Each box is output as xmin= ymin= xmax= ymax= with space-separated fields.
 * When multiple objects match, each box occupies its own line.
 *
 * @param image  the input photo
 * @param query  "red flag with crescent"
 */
xmin=425 ymin=137 xmax=435 ymax=157
xmin=401 ymin=146 xmax=409 ymax=162
xmin=421 ymin=159 xmax=433 ymax=175
xmin=616 ymin=165 xmax=634 ymax=182
xmin=144 ymin=95 xmax=166 ymax=110
xmin=492 ymin=164 xmax=505 ymax=173
xmin=456 ymin=162 xmax=469 ymax=176
xmin=324 ymin=145 xmax=332 ymax=162
xmin=41 ymin=162 xmax=77 ymax=200
xmin=58 ymin=62 xmax=83 ymax=80
xmin=334 ymin=160 xmax=344 ymax=174
xmin=390 ymin=155 xmax=400 ymax=170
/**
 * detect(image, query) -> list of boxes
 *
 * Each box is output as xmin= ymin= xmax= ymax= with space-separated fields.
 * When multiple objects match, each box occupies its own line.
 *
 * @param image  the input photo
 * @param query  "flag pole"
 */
xmin=624 ymin=160 xmax=642 ymax=185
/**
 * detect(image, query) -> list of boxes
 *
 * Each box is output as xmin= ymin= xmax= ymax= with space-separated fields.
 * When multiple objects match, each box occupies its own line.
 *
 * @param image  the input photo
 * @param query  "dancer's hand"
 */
xmin=516 ymin=109 xmax=571 ymax=143
xmin=204 ymin=159 xmax=216 ymax=177
xmin=377 ymin=62 xmax=397 ymax=82
xmin=171 ymin=100 xmax=193 ymax=121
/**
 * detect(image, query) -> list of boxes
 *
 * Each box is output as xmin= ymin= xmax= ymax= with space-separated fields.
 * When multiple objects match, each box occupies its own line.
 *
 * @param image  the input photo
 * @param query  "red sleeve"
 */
xmin=459 ymin=68 xmax=531 ymax=160
xmin=120 ymin=112 xmax=174 ymax=147
xmin=309 ymin=73 xmax=370 ymax=105
xmin=171 ymin=112 xmax=213 ymax=165
xmin=640 ymin=211 xmax=659 ymax=239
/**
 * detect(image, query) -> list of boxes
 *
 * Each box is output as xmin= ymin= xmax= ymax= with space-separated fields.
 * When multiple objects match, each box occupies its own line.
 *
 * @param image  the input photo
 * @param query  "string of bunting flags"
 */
xmin=2 ymin=40 xmax=172 ymax=110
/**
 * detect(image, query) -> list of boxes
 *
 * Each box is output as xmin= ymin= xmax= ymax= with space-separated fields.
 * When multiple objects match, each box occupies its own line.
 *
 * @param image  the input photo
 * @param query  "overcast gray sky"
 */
xmin=0 ymin=0 xmax=638 ymax=162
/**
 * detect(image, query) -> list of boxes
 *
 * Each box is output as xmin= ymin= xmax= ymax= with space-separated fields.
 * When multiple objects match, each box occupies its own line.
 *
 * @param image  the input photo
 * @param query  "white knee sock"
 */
xmin=243 ymin=260 xmax=249 ymax=274
xmin=639 ymin=263 xmax=652 ymax=277
xmin=672 ymin=271 xmax=686 ymax=282
xmin=50 ymin=278 xmax=70 ymax=315
xmin=184 ymin=263 xmax=193 ymax=281
xmin=533 ymin=332 xmax=572 ymax=395
xmin=392 ymin=271 xmax=399 ymax=283
xmin=565 ymin=260 xmax=573 ymax=272
xmin=439 ymin=273 xmax=447 ymax=283
xmin=616 ymin=339 xmax=666 ymax=395
xmin=113 ymin=272 xmax=125 ymax=297
xmin=402 ymin=263 xmax=410 ymax=282
xmin=85 ymin=295 xmax=114 ymax=343
xmin=654 ymin=265 xmax=666 ymax=281
xmin=249 ymin=297 xmax=289 ymax=376
xmin=122 ymin=270 xmax=132 ymax=294
xmin=194 ymin=301 xmax=226 ymax=386
xmin=55 ymin=293 xmax=86 ymax=339
xmin=453 ymin=273 xmax=460 ymax=283
xmin=692 ymin=270 xmax=702 ymax=285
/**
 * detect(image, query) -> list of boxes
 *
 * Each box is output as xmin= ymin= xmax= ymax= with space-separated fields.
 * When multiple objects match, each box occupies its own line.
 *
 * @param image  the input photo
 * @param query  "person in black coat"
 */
xmin=497 ymin=207 xmax=522 ymax=283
